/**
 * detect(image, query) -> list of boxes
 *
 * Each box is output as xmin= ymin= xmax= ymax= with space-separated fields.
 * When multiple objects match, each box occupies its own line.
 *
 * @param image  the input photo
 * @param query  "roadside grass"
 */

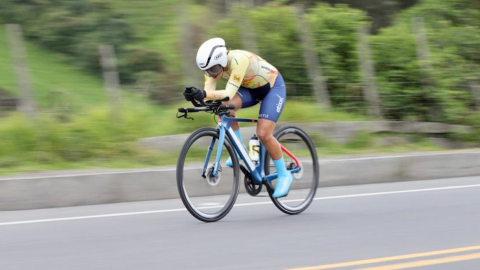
xmin=312 ymin=133 xmax=442 ymax=156
xmin=0 ymin=134 xmax=445 ymax=177
xmin=0 ymin=101 xmax=446 ymax=176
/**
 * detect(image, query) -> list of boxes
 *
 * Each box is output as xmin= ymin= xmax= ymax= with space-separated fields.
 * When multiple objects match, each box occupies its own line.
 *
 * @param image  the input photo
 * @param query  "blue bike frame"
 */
xmin=203 ymin=114 xmax=301 ymax=185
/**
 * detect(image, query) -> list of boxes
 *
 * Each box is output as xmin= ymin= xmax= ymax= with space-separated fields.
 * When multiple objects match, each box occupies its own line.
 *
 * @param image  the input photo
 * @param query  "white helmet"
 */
xmin=196 ymin=38 xmax=227 ymax=71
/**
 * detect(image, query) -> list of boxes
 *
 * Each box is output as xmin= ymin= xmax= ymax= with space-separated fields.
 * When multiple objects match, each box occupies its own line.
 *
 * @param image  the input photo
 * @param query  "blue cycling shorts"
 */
xmin=236 ymin=73 xmax=286 ymax=123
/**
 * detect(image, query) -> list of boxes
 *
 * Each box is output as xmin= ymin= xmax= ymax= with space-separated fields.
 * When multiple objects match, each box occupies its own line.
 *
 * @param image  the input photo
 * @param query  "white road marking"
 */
xmin=1 ymin=183 xmax=480 ymax=227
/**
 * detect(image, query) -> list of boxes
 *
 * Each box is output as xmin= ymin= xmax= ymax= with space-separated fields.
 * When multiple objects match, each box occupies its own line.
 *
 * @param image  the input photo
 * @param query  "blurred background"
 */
xmin=0 ymin=0 xmax=479 ymax=175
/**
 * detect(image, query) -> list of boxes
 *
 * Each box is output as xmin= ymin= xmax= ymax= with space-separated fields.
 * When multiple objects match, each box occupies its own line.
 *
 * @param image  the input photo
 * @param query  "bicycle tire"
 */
xmin=265 ymin=125 xmax=319 ymax=215
xmin=177 ymin=127 xmax=240 ymax=222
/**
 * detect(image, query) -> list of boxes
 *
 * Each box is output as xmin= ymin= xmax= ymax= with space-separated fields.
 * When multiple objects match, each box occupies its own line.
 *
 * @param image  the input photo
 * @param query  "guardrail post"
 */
xmin=357 ymin=24 xmax=383 ymax=119
xmin=294 ymin=7 xmax=331 ymax=109
xmin=98 ymin=44 xmax=122 ymax=122
xmin=412 ymin=17 xmax=441 ymax=120
xmin=5 ymin=24 xmax=36 ymax=121
xmin=233 ymin=1 xmax=259 ymax=53
xmin=470 ymin=81 xmax=480 ymax=110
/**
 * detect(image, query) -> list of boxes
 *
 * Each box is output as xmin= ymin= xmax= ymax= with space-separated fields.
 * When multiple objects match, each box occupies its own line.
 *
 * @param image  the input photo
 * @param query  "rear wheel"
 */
xmin=265 ymin=125 xmax=319 ymax=215
xmin=177 ymin=128 xmax=240 ymax=222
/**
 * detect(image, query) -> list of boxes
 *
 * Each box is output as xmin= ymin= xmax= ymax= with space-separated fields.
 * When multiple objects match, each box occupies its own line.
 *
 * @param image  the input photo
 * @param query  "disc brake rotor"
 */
xmin=206 ymin=165 xmax=222 ymax=186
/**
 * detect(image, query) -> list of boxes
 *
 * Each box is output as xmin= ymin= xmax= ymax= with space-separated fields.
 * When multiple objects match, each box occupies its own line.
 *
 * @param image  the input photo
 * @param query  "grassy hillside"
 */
xmin=0 ymin=26 xmax=172 ymax=116
xmin=103 ymin=0 xmax=214 ymax=74
xmin=0 ymin=27 xmax=107 ymax=108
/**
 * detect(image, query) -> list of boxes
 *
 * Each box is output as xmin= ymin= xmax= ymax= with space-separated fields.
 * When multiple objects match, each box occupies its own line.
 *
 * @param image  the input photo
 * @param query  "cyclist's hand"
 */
xmin=183 ymin=87 xmax=195 ymax=102
xmin=183 ymin=87 xmax=206 ymax=102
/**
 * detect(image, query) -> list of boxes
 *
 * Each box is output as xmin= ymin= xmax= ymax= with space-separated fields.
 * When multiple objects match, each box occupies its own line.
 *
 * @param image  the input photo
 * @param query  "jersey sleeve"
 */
xmin=205 ymin=53 xmax=249 ymax=101
xmin=204 ymin=75 xmax=217 ymax=91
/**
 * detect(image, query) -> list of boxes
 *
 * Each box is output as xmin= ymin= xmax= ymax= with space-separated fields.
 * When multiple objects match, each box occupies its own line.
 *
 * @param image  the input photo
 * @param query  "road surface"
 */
xmin=1 ymin=176 xmax=480 ymax=270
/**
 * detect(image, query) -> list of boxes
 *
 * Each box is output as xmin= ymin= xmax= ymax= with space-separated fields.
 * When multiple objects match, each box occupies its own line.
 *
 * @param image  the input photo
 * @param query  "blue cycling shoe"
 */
xmin=225 ymin=145 xmax=246 ymax=167
xmin=272 ymin=172 xmax=293 ymax=198
xmin=225 ymin=156 xmax=236 ymax=167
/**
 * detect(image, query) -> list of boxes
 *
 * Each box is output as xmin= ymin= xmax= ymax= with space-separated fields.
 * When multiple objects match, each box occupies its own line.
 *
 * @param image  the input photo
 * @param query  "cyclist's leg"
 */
xmin=257 ymin=73 xmax=286 ymax=155
xmin=223 ymin=95 xmax=242 ymax=131
xmin=223 ymin=87 xmax=256 ymax=166
xmin=256 ymin=73 xmax=291 ymax=198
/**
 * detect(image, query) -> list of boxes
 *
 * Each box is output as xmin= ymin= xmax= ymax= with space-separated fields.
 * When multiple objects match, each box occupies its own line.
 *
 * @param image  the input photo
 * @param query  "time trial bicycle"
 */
xmin=176 ymin=98 xmax=319 ymax=222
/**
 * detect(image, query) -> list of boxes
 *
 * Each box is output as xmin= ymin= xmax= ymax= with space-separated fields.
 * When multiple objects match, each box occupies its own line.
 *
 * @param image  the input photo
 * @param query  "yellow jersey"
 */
xmin=204 ymin=50 xmax=278 ymax=100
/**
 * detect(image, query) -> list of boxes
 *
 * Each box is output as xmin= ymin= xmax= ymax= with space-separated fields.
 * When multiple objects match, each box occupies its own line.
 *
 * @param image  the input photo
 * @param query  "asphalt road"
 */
xmin=1 ymin=176 xmax=480 ymax=270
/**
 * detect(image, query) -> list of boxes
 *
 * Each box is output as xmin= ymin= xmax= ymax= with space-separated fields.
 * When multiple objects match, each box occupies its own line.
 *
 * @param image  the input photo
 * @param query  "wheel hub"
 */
xmin=206 ymin=165 xmax=222 ymax=186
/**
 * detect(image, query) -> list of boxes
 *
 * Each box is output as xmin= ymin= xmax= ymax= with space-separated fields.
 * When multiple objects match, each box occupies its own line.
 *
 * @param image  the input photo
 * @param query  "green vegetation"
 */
xmin=305 ymin=4 xmax=367 ymax=109
xmin=0 ymin=27 xmax=106 ymax=108
xmin=211 ymin=3 xmax=368 ymax=103
xmin=0 ymin=110 xmax=444 ymax=176
xmin=0 ymin=0 xmax=134 ymax=73
xmin=0 ymin=0 xmax=178 ymax=104
xmin=0 ymin=0 xmax=479 ymax=175
xmin=313 ymin=132 xmax=442 ymax=156
xmin=2 ymin=0 xmax=479 ymax=121
xmin=372 ymin=0 xmax=480 ymax=124
xmin=210 ymin=0 xmax=480 ymax=125
xmin=0 ymin=99 xmax=450 ymax=176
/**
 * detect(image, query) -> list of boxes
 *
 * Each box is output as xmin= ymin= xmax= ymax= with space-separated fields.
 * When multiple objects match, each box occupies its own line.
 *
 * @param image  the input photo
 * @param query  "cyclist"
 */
xmin=183 ymin=37 xmax=292 ymax=198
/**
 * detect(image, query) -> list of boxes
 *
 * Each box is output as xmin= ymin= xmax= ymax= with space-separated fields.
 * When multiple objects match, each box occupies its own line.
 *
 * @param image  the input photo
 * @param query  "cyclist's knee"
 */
xmin=257 ymin=129 xmax=273 ymax=143
xmin=257 ymin=119 xmax=276 ymax=143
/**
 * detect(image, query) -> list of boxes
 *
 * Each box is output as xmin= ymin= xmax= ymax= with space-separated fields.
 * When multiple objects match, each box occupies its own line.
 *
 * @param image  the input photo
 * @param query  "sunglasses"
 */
xmin=205 ymin=65 xmax=223 ymax=78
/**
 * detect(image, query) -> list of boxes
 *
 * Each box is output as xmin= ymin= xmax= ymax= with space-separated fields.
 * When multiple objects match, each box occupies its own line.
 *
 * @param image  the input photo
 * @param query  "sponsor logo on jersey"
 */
xmin=232 ymin=74 xmax=242 ymax=84
xmin=228 ymin=82 xmax=240 ymax=88
xmin=214 ymin=52 xmax=223 ymax=60
xmin=276 ymin=94 xmax=284 ymax=113
xmin=261 ymin=65 xmax=274 ymax=72
xmin=259 ymin=113 xmax=269 ymax=119
xmin=212 ymin=93 xmax=223 ymax=99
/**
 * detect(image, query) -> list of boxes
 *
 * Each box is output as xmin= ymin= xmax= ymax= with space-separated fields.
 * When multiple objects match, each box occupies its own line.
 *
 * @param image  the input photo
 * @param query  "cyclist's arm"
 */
xmin=204 ymin=75 xmax=217 ymax=91
xmin=205 ymin=54 xmax=249 ymax=101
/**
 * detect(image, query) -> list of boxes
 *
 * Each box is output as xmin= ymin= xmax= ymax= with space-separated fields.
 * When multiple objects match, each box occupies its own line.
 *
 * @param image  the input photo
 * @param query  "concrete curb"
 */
xmin=1 ymin=150 xmax=479 ymax=211
xmin=139 ymin=121 xmax=474 ymax=152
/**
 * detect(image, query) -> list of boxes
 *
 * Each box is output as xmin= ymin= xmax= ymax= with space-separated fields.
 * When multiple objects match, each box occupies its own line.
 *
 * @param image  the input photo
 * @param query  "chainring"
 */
xmin=244 ymin=175 xmax=262 ymax=196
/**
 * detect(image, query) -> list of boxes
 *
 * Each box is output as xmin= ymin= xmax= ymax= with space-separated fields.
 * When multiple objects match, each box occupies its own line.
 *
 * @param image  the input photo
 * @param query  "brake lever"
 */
xmin=176 ymin=110 xmax=194 ymax=120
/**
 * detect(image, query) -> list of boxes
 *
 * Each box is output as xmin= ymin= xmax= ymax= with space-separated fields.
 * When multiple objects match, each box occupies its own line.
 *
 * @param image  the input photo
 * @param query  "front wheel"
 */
xmin=265 ymin=125 xmax=319 ymax=215
xmin=177 ymin=127 xmax=240 ymax=222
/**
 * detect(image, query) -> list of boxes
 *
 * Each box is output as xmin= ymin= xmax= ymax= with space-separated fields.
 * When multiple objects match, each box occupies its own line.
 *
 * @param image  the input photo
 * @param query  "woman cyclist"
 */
xmin=183 ymin=37 xmax=292 ymax=198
